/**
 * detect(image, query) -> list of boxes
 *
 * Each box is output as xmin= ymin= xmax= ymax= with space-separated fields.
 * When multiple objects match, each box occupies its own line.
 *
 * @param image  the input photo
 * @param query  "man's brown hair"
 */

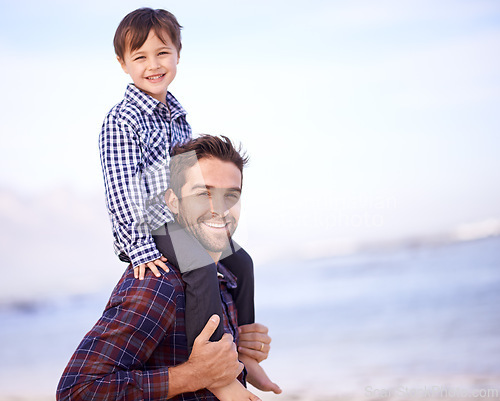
xmin=169 ymin=135 xmax=249 ymax=197
xmin=114 ymin=8 xmax=182 ymax=60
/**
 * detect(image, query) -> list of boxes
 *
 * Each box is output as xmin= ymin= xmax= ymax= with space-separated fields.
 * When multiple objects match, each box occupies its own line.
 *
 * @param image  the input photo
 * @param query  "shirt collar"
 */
xmin=217 ymin=262 xmax=238 ymax=290
xmin=123 ymin=84 xmax=160 ymax=115
xmin=166 ymin=91 xmax=188 ymax=121
xmin=123 ymin=84 xmax=187 ymax=119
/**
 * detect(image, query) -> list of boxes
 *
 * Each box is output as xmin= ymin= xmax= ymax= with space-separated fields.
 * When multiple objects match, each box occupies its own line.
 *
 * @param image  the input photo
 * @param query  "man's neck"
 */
xmin=206 ymin=251 xmax=222 ymax=265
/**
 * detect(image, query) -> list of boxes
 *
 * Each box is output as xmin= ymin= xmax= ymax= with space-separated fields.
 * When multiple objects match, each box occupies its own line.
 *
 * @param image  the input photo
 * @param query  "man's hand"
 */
xmin=237 ymin=323 xmax=271 ymax=363
xmin=188 ymin=315 xmax=244 ymax=389
xmin=134 ymin=256 xmax=169 ymax=280
xmin=167 ymin=315 xmax=243 ymax=398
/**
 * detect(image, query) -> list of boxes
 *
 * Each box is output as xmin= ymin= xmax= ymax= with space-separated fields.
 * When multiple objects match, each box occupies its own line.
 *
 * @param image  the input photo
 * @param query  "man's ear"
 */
xmin=117 ymin=56 xmax=128 ymax=74
xmin=165 ymin=188 xmax=179 ymax=214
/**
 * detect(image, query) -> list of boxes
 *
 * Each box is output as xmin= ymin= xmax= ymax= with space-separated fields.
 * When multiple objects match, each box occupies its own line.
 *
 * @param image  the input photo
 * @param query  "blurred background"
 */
xmin=0 ymin=0 xmax=499 ymax=400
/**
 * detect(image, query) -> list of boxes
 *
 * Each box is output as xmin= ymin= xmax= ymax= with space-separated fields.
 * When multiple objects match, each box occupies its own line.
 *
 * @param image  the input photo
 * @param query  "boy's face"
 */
xmin=118 ymin=29 xmax=179 ymax=103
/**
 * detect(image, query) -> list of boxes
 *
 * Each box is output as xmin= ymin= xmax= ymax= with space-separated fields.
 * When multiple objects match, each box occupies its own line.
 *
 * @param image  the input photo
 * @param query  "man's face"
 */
xmin=169 ymin=157 xmax=242 ymax=261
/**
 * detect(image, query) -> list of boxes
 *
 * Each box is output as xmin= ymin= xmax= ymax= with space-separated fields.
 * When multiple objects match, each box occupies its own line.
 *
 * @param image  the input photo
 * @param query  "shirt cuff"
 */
xmin=142 ymin=368 xmax=169 ymax=401
xmin=128 ymin=241 xmax=162 ymax=268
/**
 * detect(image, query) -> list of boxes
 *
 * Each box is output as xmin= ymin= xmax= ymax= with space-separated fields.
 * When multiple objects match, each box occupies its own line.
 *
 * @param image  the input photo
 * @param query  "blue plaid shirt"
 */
xmin=99 ymin=84 xmax=192 ymax=267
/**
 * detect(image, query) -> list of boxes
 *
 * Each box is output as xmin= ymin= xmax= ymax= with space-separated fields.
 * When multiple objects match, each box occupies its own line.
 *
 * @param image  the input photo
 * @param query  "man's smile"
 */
xmin=202 ymin=220 xmax=229 ymax=229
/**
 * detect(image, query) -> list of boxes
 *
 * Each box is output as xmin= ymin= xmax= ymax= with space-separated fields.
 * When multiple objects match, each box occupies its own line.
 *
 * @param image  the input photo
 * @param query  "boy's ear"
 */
xmin=165 ymin=188 xmax=179 ymax=215
xmin=117 ymin=56 xmax=128 ymax=74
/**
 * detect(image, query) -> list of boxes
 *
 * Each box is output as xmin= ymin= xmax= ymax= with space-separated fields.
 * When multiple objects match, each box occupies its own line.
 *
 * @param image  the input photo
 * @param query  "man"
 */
xmin=57 ymin=135 xmax=273 ymax=400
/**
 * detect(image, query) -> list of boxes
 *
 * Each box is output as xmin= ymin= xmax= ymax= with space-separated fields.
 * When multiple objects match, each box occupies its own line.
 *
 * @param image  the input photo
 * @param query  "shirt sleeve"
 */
xmin=99 ymin=111 xmax=162 ymax=267
xmin=56 ymin=276 xmax=177 ymax=401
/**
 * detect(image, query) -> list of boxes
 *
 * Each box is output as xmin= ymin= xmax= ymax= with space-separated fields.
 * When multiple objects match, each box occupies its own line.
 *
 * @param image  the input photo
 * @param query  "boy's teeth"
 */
xmin=147 ymin=74 xmax=164 ymax=80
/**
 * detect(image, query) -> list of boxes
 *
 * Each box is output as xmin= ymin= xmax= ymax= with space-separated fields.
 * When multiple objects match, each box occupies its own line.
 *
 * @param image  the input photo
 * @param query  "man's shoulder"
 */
xmin=106 ymin=265 xmax=185 ymax=310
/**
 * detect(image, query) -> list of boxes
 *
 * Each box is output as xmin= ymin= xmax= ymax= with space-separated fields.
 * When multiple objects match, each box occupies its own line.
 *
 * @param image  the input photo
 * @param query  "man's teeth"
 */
xmin=147 ymin=74 xmax=164 ymax=80
xmin=204 ymin=221 xmax=226 ymax=228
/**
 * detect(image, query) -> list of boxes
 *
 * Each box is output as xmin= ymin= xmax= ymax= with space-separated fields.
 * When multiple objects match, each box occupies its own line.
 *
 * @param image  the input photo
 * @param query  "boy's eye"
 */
xmin=133 ymin=56 xmax=145 ymax=61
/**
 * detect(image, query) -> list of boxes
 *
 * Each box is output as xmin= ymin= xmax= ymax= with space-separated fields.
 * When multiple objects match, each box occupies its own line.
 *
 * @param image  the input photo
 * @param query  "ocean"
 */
xmin=1 ymin=236 xmax=499 ymax=400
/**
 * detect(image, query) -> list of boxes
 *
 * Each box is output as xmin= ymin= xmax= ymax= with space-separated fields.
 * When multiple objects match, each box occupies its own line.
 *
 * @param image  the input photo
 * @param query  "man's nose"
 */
xmin=209 ymin=193 xmax=230 ymax=217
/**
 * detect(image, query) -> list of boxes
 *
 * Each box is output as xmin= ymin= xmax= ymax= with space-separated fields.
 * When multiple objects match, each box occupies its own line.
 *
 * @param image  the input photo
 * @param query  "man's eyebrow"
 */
xmin=191 ymin=184 xmax=241 ymax=193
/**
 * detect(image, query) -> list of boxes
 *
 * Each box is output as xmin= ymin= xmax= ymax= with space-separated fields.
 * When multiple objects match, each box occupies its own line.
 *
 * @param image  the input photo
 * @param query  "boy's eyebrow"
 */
xmin=130 ymin=45 xmax=173 ymax=57
xmin=130 ymin=49 xmax=145 ymax=57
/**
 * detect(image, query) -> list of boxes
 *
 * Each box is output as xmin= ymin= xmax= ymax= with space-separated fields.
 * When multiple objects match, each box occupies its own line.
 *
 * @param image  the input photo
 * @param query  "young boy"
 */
xmin=99 ymin=7 xmax=280 ymax=399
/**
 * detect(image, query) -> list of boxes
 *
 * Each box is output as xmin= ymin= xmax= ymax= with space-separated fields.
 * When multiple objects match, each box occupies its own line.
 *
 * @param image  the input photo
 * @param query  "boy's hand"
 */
xmin=237 ymin=323 xmax=271 ymax=363
xmin=134 ymin=256 xmax=169 ymax=280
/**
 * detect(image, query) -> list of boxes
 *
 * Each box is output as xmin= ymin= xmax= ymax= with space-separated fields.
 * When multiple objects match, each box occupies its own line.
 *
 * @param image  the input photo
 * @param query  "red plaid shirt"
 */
xmin=57 ymin=263 xmax=240 ymax=401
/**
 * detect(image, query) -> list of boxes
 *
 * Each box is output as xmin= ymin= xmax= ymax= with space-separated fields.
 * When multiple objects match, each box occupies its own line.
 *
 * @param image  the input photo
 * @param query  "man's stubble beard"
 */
xmin=176 ymin=210 xmax=237 ymax=254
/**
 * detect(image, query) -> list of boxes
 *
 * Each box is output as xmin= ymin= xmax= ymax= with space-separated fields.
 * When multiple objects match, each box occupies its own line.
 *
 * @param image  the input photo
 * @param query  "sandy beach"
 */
xmin=2 ymin=379 xmax=500 ymax=401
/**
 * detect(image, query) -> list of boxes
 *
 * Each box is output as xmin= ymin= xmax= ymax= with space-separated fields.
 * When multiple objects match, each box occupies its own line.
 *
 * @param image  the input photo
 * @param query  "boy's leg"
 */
xmin=152 ymin=223 xmax=224 ymax=348
xmin=183 ymin=265 xmax=224 ymax=344
xmin=221 ymin=243 xmax=283 ymax=396
xmin=152 ymin=225 xmax=178 ymax=265
xmin=220 ymin=242 xmax=255 ymax=326
xmin=239 ymin=354 xmax=282 ymax=394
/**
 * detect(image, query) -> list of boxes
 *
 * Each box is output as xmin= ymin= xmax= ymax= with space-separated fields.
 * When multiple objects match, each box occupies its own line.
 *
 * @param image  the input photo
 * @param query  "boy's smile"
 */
xmin=118 ymin=30 xmax=179 ymax=104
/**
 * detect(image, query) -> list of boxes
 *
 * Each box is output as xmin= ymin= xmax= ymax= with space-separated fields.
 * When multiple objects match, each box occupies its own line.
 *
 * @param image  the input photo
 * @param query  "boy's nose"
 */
xmin=148 ymin=57 xmax=161 ymax=70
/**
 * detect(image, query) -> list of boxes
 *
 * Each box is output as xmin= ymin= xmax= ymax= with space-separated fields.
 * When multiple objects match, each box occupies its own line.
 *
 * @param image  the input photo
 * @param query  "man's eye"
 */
xmin=198 ymin=192 xmax=210 ymax=197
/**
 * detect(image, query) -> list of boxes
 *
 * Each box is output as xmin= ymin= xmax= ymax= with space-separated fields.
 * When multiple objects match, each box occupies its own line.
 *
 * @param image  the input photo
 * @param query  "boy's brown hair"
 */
xmin=114 ymin=8 xmax=182 ymax=60
xmin=169 ymin=135 xmax=249 ymax=197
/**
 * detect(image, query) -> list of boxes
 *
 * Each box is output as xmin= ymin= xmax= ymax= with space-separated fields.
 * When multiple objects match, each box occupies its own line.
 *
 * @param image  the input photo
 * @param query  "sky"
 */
xmin=0 ymin=0 xmax=500 ymax=295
